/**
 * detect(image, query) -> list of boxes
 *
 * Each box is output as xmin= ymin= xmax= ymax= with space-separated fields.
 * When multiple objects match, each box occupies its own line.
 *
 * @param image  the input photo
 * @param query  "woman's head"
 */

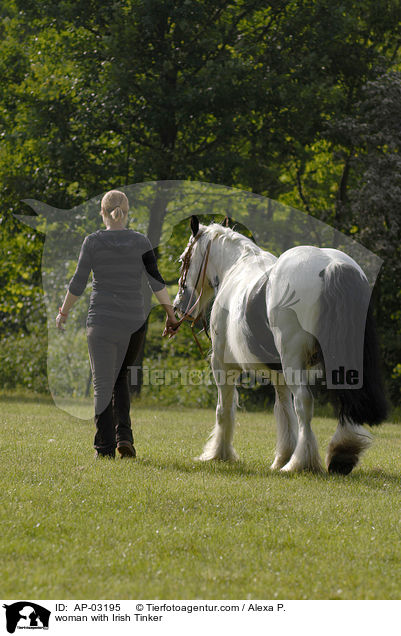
xmin=101 ymin=190 xmax=129 ymax=228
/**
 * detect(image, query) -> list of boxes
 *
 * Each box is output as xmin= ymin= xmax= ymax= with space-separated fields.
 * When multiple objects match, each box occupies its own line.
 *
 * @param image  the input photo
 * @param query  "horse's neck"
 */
xmin=210 ymin=236 xmax=254 ymax=281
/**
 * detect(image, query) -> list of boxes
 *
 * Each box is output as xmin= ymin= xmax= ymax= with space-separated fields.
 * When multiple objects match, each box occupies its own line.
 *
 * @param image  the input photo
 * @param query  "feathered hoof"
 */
xmin=270 ymin=461 xmax=283 ymax=471
xmin=271 ymin=455 xmax=293 ymax=470
xmin=195 ymin=447 xmax=239 ymax=462
xmin=326 ymin=425 xmax=372 ymax=475
xmin=327 ymin=453 xmax=359 ymax=475
xmin=280 ymin=457 xmax=324 ymax=474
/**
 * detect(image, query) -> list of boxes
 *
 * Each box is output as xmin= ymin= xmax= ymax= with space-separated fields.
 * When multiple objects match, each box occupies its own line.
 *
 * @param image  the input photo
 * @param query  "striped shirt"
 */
xmin=68 ymin=229 xmax=165 ymax=331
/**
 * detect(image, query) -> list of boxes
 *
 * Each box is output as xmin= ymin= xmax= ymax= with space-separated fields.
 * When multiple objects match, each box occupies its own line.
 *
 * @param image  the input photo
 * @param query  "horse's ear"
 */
xmin=190 ymin=215 xmax=199 ymax=236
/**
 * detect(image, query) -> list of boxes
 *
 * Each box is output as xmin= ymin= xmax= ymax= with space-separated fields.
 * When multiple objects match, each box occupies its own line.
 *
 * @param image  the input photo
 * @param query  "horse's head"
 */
xmin=174 ymin=216 xmax=216 ymax=321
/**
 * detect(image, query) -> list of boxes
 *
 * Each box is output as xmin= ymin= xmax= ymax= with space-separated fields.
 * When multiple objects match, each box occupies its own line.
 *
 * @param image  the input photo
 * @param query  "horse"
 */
xmin=173 ymin=216 xmax=387 ymax=474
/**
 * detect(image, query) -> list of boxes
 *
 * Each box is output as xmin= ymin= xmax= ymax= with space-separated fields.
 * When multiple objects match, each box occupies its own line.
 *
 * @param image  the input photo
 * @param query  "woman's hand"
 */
xmin=56 ymin=311 xmax=67 ymax=331
xmin=56 ymin=293 xmax=78 ymax=331
xmin=162 ymin=315 xmax=180 ymax=338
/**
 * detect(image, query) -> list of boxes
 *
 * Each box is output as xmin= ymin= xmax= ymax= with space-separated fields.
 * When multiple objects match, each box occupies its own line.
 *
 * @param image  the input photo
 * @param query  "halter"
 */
xmin=175 ymin=233 xmax=212 ymax=356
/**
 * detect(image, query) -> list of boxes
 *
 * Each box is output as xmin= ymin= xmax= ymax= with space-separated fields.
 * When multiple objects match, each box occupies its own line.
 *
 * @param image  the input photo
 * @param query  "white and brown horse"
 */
xmin=174 ymin=217 xmax=387 ymax=474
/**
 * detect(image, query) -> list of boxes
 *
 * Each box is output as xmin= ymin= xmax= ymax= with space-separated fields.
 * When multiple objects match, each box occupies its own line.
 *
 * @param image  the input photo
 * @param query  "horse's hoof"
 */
xmin=194 ymin=454 xmax=210 ymax=462
xmin=194 ymin=454 xmax=232 ymax=461
xmin=280 ymin=460 xmax=324 ymax=473
xmin=271 ymin=456 xmax=291 ymax=470
xmin=327 ymin=455 xmax=358 ymax=475
xmin=280 ymin=463 xmax=297 ymax=473
xmin=196 ymin=447 xmax=239 ymax=462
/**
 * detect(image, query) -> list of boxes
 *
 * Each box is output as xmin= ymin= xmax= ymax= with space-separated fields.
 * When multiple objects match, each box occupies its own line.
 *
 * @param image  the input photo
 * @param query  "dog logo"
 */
xmin=3 ymin=602 xmax=51 ymax=633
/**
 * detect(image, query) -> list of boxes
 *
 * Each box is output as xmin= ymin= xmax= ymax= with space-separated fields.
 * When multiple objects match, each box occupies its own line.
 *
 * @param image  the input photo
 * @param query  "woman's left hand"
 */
xmin=163 ymin=315 xmax=180 ymax=338
xmin=56 ymin=312 xmax=67 ymax=331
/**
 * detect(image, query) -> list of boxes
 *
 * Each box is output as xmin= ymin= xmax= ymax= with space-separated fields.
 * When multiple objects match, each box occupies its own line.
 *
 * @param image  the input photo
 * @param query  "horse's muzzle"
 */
xmin=174 ymin=288 xmax=198 ymax=320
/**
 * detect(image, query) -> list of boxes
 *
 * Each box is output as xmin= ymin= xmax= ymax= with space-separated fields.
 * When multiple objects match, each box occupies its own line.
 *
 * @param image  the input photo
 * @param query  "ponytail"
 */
xmin=110 ymin=206 xmax=125 ymax=221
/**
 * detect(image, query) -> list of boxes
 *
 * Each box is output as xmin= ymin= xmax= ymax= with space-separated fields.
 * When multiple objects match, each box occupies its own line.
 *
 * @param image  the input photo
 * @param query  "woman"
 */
xmin=55 ymin=189 xmax=179 ymax=458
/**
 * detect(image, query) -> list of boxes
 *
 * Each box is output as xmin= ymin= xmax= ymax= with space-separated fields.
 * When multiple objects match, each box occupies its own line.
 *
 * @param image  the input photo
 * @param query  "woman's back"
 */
xmin=69 ymin=229 xmax=164 ymax=331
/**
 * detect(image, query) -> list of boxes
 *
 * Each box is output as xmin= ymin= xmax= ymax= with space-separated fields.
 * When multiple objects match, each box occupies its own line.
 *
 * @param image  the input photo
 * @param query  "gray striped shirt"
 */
xmin=69 ymin=229 xmax=165 ymax=331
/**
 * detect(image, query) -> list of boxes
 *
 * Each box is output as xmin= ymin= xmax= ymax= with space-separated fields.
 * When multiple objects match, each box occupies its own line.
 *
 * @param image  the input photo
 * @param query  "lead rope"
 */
xmin=190 ymin=322 xmax=208 ymax=358
xmin=190 ymin=315 xmax=211 ymax=358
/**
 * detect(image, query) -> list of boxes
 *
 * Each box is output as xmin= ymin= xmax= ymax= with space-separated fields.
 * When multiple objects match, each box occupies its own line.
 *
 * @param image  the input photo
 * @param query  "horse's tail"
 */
xmin=317 ymin=261 xmax=387 ymax=426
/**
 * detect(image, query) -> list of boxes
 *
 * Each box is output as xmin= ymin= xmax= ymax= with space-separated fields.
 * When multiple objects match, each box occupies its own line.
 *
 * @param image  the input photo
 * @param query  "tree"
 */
xmin=330 ymin=72 xmax=401 ymax=403
xmin=1 ymin=0 xmax=400 ymax=400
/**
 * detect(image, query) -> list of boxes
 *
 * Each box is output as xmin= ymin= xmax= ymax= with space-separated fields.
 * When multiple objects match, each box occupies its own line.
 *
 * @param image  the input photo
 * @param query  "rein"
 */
xmin=175 ymin=236 xmax=212 ymax=357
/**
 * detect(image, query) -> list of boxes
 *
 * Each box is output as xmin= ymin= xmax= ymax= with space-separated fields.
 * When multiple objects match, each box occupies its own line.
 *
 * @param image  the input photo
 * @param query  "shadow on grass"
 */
xmin=133 ymin=456 xmax=401 ymax=487
xmin=136 ymin=456 xmax=273 ymax=479
xmin=349 ymin=468 xmax=401 ymax=488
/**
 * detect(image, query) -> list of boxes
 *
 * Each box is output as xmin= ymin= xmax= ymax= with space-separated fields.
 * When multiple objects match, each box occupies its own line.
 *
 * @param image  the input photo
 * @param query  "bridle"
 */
xmin=175 ymin=232 xmax=212 ymax=356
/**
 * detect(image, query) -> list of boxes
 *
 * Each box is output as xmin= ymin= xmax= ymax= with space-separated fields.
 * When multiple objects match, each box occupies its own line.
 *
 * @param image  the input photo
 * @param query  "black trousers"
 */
xmin=86 ymin=323 xmax=146 ymax=455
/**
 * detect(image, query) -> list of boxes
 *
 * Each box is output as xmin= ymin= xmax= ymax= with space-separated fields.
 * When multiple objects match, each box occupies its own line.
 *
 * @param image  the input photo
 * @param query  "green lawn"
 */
xmin=1 ymin=392 xmax=400 ymax=600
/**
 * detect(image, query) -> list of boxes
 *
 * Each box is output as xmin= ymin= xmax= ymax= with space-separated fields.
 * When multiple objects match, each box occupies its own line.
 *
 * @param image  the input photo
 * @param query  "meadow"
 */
xmin=1 ymin=392 xmax=400 ymax=600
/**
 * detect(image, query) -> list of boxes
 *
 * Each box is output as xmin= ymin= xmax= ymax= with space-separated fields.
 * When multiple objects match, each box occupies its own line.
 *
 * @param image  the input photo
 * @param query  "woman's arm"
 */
xmin=56 ymin=290 xmax=80 ymax=330
xmin=142 ymin=244 xmax=180 ymax=337
xmin=56 ymin=236 xmax=92 ymax=331
xmin=153 ymin=286 xmax=176 ymax=321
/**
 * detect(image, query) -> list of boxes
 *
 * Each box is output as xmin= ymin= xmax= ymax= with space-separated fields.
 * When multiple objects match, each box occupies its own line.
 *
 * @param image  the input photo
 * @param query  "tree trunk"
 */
xmin=130 ymin=182 xmax=173 ymax=396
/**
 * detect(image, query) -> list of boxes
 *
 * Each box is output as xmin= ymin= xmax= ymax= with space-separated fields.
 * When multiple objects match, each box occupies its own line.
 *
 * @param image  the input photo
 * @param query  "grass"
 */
xmin=1 ymin=391 xmax=400 ymax=600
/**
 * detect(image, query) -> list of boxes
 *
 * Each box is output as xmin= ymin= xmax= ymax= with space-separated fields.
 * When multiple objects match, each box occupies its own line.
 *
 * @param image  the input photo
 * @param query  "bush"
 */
xmin=0 ymin=327 xmax=49 ymax=393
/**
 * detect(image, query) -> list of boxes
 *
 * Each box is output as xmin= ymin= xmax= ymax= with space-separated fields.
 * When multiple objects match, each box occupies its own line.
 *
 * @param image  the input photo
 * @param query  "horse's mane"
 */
xmin=201 ymin=223 xmax=261 ymax=259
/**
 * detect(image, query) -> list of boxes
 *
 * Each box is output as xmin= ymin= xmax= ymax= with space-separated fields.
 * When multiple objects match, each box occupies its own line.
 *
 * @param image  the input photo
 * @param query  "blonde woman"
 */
xmin=56 ymin=190 xmax=179 ymax=458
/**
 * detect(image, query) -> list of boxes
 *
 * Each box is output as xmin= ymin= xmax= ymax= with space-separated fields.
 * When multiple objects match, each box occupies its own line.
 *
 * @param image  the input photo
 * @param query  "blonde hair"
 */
xmin=101 ymin=190 xmax=129 ymax=224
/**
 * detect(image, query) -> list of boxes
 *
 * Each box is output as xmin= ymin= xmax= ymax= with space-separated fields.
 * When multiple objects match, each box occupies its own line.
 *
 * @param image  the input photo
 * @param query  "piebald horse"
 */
xmin=174 ymin=217 xmax=387 ymax=474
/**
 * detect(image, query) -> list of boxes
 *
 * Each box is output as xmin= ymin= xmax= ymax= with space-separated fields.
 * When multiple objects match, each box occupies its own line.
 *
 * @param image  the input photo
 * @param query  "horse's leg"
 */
xmin=280 ymin=380 xmax=323 ymax=473
xmin=272 ymin=320 xmax=323 ymax=472
xmin=326 ymin=419 xmax=373 ymax=474
xmin=270 ymin=381 xmax=298 ymax=470
xmin=197 ymin=356 xmax=240 ymax=461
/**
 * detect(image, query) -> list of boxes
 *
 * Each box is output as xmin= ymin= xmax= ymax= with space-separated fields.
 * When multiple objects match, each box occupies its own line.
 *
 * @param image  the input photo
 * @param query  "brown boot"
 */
xmin=117 ymin=441 xmax=136 ymax=458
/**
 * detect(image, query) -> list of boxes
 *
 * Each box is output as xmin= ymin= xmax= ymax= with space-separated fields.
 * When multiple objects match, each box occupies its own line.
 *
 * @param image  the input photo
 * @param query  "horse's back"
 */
xmin=267 ymin=246 xmax=326 ymax=335
xmin=267 ymin=245 xmax=364 ymax=336
xmin=271 ymin=245 xmax=365 ymax=282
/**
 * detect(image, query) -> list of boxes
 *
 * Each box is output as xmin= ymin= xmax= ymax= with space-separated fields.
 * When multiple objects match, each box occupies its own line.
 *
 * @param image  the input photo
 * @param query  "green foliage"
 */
xmin=47 ymin=326 xmax=91 ymax=399
xmin=327 ymin=72 xmax=401 ymax=402
xmin=0 ymin=1 xmax=400 ymax=403
xmin=0 ymin=327 xmax=48 ymax=392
